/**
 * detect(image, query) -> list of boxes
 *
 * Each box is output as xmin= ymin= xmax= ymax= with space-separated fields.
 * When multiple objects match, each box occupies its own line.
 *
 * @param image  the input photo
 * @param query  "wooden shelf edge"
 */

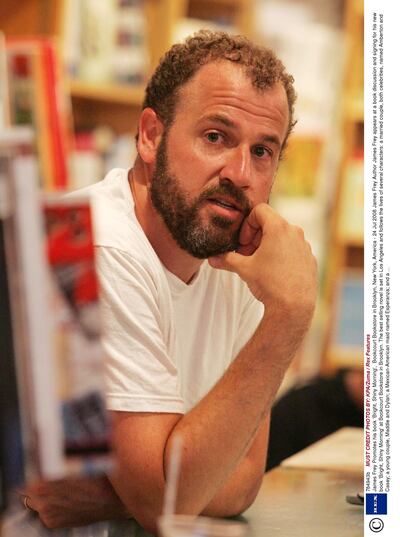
xmin=326 ymin=348 xmax=364 ymax=370
xmin=355 ymin=0 xmax=364 ymax=17
xmin=345 ymin=95 xmax=364 ymax=122
xmin=68 ymin=80 xmax=145 ymax=106
xmin=337 ymin=235 xmax=364 ymax=249
xmin=190 ymin=0 xmax=248 ymax=7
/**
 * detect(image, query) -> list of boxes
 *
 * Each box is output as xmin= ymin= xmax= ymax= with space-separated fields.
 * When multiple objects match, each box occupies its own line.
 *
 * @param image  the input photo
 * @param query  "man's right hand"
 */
xmin=209 ymin=203 xmax=318 ymax=328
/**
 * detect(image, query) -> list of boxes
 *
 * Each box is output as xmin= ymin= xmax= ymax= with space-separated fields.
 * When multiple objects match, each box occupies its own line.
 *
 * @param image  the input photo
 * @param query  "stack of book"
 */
xmin=0 ymin=129 xmax=111 ymax=509
xmin=63 ymin=0 xmax=149 ymax=86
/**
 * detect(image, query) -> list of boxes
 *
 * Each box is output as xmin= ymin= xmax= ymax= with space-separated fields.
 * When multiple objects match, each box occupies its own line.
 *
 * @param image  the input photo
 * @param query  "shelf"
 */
xmin=326 ymin=348 xmax=363 ymax=371
xmin=190 ymin=0 xmax=248 ymax=7
xmin=68 ymin=80 xmax=145 ymax=106
xmin=345 ymin=95 xmax=364 ymax=122
xmin=354 ymin=0 xmax=364 ymax=17
xmin=337 ymin=234 xmax=364 ymax=249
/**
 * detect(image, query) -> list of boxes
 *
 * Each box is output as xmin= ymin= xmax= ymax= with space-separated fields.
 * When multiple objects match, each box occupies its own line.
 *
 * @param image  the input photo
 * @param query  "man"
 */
xmin=23 ymin=31 xmax=317 ymax=534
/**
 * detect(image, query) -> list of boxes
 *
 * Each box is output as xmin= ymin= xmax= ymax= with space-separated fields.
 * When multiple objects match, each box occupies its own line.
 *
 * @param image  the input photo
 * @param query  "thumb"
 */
xmin=208 ymin=251 xmax=247 ymax=275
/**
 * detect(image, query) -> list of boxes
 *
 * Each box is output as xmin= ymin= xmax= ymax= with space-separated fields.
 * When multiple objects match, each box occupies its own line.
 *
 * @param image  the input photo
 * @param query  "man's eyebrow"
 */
xmin=261 ymin=134 xmax=281 ymax=148
xmin=201 ymin=114 xmax=236 ymax=129
xmin=201 ymin=114 xmax=282 ymax=148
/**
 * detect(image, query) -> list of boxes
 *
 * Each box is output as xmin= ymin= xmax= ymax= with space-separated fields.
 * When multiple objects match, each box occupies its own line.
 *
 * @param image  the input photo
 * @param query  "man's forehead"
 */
xmin=175 ymin=60 xmax=289 ymax=137
xmin=177 ymin=60 xmax=286 ymax=108
xmin=179 ymin=60 xmax=253 ymax=99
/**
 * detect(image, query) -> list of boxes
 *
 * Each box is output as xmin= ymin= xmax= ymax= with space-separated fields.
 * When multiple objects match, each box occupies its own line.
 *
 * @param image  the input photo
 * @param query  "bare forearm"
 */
xmin=202 ymin=461 xmax=263 ymax=517
xmin=202 ymin=418 xmax=269 ymax=517
xmin=111 ymin=204 xmax=317 ymax=532
xmin=110 ymin=309 xmax=298 ymax=530
xmin=166 ymin=306 xmax=307 ymax=514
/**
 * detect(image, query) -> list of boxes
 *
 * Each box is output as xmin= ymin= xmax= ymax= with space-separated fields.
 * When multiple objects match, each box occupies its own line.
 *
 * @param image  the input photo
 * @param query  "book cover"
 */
xmin=1 ymin=130 xmax=111 ymax=492
xmin=44 ymin=198 xmax=111 ymax=469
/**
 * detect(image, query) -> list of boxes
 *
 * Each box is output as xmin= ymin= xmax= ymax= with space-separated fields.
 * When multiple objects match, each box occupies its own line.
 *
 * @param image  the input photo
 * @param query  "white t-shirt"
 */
xmin=74 ymin=168 xmax=264 ymax=414
xmin=1 ymin=170 xmax=263 ymax=537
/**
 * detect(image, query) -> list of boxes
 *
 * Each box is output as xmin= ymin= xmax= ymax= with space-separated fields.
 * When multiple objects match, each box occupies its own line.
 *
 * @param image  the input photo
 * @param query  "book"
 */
xmin=0 ymin=32 xmax=11 ymax=128
xmin=1 ymin=128 xmax=111 ymax=494
xmin=44 ymin=198 xmax=111 ymax=468
xmin=63 ymin=0 xmax=149 ymax=86
xmin=5 ymin=37 xmax=73 ymax=191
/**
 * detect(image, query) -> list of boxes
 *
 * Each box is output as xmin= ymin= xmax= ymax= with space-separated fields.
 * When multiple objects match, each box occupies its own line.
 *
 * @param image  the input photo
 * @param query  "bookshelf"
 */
xmin=68 ymin=80 xmax=145 ymax=106
xmin=0 ymin=1 xmax=63 ymax=37
xmin=321 ymin=0 xmax=364 ymax=373
xmin=1 ymin=0 xmax=255 ymax=136
xmin=2 ymin=0 xmax=363 ymax=376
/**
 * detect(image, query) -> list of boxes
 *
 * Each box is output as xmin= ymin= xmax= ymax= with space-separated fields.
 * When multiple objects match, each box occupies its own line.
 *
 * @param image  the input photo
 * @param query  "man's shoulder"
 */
xmin=66 ymin=167 xmax=125 ymax=199
xmin=68 ymin=169 xmax=145 ymax=255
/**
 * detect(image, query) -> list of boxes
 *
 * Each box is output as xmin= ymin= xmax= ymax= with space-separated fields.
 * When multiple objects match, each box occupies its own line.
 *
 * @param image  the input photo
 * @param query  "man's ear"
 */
xmin=137 ymin=108 xmax=164 ymax=164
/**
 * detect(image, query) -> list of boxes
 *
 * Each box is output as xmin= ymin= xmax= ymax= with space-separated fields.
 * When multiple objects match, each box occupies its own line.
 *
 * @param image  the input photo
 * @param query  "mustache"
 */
xmin=196 ymin=182 xmax=252 ymax=215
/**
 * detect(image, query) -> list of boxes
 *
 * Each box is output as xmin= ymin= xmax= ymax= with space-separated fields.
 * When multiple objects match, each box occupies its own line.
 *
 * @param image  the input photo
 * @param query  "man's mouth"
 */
xmin=207 ymin=197 xmax=242 ymax=213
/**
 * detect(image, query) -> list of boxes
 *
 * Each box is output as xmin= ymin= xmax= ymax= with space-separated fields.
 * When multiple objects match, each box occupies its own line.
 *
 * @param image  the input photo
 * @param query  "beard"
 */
xmin=150 ymin=133 xmax=251 ymax=259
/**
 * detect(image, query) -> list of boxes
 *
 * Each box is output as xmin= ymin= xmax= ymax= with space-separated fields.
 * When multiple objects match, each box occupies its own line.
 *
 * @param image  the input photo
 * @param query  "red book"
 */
xmin=6 ymin=37 xmax=73 ymax=191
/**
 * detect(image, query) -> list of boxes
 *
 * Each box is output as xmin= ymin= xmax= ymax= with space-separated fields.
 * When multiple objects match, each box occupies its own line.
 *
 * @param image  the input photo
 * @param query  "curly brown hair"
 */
xmin=142 ymin=30 xmax=297 ymax=152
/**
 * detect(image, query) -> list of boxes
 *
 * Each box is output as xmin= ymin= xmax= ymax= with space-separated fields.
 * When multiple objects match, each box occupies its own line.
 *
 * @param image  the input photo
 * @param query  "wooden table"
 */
xmin=242 ymin=467 xmax=363 ymax=537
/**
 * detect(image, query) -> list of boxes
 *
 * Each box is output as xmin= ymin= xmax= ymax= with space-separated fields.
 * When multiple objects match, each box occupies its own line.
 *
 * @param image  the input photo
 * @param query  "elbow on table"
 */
xmin=125 ymin=485 xmax=259 ymax=532
xmin=237 ymin=481 xmax=262 ymax=514
xmin=132 ymin=491 xmax=215 ymax=532
xmin=124 ymin=492 xmax=166 ymax=534
xmin=118 ymin=465 xmax=263 ymax=531
xmin=120 ymin=486 xmax=210 ymax=533
xmin=227 ymin=474 xmax=264 ymax=517
xmin=130 ymin=507 xmax=162 ymax=535
xmin=112 ymin=480 xmax=165 ymax=534
xmin=201 ymin=478 xmax=262 ymax=519
xmin=128 ymin=500 xmax=204 ymax=534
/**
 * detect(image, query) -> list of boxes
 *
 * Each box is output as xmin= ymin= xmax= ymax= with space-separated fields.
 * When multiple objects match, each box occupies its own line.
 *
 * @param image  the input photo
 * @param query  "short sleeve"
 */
xmin=232 ymin=293 xmax=264 ymax=359
xmin=96 ymin=246 xmax=184 ymax=413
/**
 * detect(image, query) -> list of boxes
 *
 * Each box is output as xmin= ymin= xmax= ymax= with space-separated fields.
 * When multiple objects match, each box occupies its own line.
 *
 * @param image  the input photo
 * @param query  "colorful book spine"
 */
xmin=5 ymin=37 xmax=73 ymax=191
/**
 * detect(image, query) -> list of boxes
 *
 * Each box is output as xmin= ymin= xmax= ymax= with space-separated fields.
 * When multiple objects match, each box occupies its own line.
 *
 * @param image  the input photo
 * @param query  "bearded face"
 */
xmin=150 ymin=133 xmax=252 ymax=259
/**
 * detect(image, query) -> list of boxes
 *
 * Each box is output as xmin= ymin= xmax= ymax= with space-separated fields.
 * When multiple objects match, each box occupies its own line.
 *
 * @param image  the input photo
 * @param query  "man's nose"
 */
xmin=219 ymin=146 xmax=251 ymax=189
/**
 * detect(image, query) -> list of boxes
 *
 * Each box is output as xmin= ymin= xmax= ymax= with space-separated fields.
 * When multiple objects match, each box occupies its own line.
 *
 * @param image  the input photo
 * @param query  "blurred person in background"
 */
xmin=267 ymin=368 xmax=363 ymax=470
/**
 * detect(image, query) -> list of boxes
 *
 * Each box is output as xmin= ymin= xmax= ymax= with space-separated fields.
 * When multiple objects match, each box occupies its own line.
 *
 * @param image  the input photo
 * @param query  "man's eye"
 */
xmin=206 ymin=132 xmax=222 ymax=143
xmin=252 ymin=146 xmax=271 ymax=158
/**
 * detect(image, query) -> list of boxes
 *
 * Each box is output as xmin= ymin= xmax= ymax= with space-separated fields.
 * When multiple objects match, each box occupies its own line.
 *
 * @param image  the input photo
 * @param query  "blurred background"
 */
xmin=1 ymin=0 xmax=363 ymax=437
